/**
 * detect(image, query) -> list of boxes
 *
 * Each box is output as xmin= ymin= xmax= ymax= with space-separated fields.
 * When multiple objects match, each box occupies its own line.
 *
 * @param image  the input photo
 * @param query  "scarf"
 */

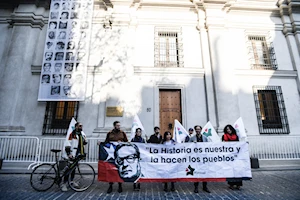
xmin=74 ymin=130 xmax=84 ymax=155
xmin=223 ymin=133 xmax=238 ymax=141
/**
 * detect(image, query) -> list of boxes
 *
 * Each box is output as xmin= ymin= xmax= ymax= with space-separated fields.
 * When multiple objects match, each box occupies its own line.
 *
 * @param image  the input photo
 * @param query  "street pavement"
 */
xmin=0 ymin=169 xmax=300 ymax=200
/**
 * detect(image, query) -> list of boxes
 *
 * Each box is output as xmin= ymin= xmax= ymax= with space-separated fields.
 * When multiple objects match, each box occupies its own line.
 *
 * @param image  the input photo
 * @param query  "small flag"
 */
xmin=172 ymin=119 xmax=189 ymax=143
xmin=201 ymin=121 xmax=220 ymax=142
xmin=234 ymin=117 xmax=247 ymax=141
xmin=130 ymin=115 xmax=147 ymax=141
xmin=62 ymin=117 xmax=77 ymax=158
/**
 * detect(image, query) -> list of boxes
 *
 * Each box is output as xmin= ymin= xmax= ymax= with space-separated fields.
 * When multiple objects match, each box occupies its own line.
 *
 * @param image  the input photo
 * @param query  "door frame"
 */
xmin=154 ymin=84 xmax=186 ymax=130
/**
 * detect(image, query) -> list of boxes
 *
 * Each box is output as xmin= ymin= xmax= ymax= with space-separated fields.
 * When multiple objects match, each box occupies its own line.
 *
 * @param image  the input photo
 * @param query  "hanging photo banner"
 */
xmin=98 ymin=142 xmax=252 ymax=182
xmin=38 ymin=0 xmax=94 ymax=101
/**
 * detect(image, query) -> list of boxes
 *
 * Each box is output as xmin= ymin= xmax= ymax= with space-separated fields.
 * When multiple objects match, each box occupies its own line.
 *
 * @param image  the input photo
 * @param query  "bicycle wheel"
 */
xmin=30 ymin=163 xmax=57 ymax=191
xmin=68 ymin=163 xmax=95 ymax=192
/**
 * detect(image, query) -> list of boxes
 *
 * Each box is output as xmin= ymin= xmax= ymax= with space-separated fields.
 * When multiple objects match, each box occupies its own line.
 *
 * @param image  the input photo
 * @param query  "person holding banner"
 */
xmin=104 ymin=121 xmax=128 ymax=194
xmin=222 ymin=124 xmax=243 ymax=190
xmin=185 ymin=128 xmax=194 ymax=142
xmin=147 ymin=126 xmax=162 ymax=144
xmin=131 ymin=128 xmax=145 ymax=143
xmin=130 ymin=128 xmax=145 ymax=191
xmin=188 ymin=125 xmax=211 ymax=193
xmin=162 ymin=131 xmax=176 ymax=192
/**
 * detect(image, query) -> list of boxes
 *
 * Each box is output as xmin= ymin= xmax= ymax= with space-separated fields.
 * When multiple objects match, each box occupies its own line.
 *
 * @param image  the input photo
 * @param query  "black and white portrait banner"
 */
xmin=98 ymin=142 xmax=252 ymax=182
xmin=38 ymin=0 xmax=93 ymax=101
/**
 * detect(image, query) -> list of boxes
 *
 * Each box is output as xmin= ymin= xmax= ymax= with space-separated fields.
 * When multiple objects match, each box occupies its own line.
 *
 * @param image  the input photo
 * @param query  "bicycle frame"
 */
xmin=36 ymin=153 xmax=85 ymax=185
xmin=30 ymin=149 xmax=94 ymax=192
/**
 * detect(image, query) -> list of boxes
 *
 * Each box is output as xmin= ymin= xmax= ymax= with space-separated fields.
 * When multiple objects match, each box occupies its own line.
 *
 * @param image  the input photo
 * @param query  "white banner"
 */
xmin=38 ymin=0 xmax=94 ymax=101
xmin=98 ymin=142 xmax=252 ymax=182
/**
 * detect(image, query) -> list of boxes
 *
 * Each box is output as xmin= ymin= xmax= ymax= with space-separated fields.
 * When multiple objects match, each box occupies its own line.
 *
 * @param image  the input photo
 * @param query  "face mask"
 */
xmin=78 ymin=128 xmax=82 ymax=132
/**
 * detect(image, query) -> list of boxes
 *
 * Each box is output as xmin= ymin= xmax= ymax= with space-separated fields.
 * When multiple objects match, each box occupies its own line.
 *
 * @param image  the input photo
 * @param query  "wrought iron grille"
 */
xmin=43 ymin=101 xmax=79 ymax=135
xmin=253 ymin=86 xmax=289 ymax=134
xmin=154 ymin=27 xmax=184 ymax=68
xmin=247 ymin=35 xmax=277 ymax=70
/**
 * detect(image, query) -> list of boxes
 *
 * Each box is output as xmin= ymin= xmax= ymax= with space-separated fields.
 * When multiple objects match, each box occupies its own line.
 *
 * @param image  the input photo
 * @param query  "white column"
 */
xmin=0 ymin=5 xmax=46 ymax=133
xmin=197 ymin=9 xmax=218 ymax=128
xmin=205 ymin=8 xmax=240 ymax=131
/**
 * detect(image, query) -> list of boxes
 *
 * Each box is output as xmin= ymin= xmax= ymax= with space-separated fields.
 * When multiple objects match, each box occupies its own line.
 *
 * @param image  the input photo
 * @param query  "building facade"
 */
xmin=0 ymin=0 xmax=299 ymax=147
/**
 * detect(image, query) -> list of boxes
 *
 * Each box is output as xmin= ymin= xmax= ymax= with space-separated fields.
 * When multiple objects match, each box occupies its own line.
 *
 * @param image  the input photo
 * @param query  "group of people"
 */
xmin=62 ymin=120 xmax=242 ymax=193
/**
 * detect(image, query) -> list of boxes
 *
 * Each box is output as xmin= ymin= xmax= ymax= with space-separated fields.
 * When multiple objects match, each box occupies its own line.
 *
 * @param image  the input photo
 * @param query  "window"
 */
xmin=253 ymin=86 xmax=289 ymax=134
xmin=43 ymin=101 xmax=79 ymax=135
xmin=247 ymin=35 xmax=277 ymax=70
xmin=154 ymin=27 xmax=183 ymax=67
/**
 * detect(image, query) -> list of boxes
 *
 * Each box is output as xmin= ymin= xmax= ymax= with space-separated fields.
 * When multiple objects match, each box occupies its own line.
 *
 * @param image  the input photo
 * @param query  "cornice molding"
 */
xmin=0 ymin=126 xmax=25 ymax=132
xmin=139 ymin=0 xmax=193 ymax=8
xmin=234 ymin=69 xmax=298 ymax=78
xmin=6 ymin=12 xmax=48 ymax=29
xmin=134 ymin=66 xmax=205 ymax=77
xmin=226 ymin=22 xmax=284 ymax=31
xmin=278 ymin=0 xmax=300 ymax=35
xmin=31 ymin=65 xmax=42 ymax=75
xmin=0 ymin=0 xmax=50 ymax=9
xmin=31 ymin=65 xmax=100 ymax=75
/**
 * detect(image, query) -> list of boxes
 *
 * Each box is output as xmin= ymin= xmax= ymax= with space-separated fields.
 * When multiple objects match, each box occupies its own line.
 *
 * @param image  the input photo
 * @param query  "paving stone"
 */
xmin=0 ymin=170 xmax=300 ymax=200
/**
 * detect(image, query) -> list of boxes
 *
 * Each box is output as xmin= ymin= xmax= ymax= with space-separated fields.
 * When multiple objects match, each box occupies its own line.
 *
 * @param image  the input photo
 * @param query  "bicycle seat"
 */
xmin=51 ymin=149 xmax=61 ymax=153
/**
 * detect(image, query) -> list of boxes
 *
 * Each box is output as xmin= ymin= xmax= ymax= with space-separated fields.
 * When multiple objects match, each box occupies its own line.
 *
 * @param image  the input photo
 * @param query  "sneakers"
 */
xmin=170 ymin=182 xmax=175 ymax=192
xmin=70 ymin=181 xmax=80 ymax=188
xmin=133 ymin=183 xmax=140 ymax=191
xmin=60 ymin=183 xmax=68 ymax=192
xmin=194 ymin=187 xmax=199 ymax=193
xmin=203 ymin=187 xmax=211 ymax=193
xmin=163 ymin=183 xmax=168 ymax=192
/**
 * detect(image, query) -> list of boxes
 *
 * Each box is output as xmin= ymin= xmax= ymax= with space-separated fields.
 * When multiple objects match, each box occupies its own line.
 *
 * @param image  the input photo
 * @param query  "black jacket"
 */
xmin=147 ymin=133 xmax=162 ymax=144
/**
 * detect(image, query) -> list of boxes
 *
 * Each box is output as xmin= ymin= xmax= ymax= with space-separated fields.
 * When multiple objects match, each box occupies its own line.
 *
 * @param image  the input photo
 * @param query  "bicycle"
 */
xmin=30 ymin=149 xmax=95 ymax=192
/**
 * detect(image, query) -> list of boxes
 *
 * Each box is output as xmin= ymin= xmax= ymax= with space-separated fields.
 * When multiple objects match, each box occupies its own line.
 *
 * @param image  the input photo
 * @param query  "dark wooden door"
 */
xmin=159 ymin=89 xmax=182 ymax=135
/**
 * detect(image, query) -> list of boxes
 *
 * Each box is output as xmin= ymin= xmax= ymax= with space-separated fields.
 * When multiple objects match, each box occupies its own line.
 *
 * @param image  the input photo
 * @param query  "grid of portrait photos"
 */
xmin=38 ymin=0 xmax=94 ymax=101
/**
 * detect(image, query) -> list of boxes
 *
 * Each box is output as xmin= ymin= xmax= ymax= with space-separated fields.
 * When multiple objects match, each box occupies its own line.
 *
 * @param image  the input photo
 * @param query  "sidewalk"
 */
xmin=2 ymin=159 xmax=300 ymax=174
xmin=0 ymin=169 xmax=300 ymax=200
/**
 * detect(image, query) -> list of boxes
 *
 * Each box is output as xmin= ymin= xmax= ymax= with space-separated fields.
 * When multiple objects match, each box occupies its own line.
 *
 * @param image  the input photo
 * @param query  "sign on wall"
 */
xmin=98 ymin=142 xmax=252 ymax=182
xmin=38 ymin=0 xmax=94 ymax=101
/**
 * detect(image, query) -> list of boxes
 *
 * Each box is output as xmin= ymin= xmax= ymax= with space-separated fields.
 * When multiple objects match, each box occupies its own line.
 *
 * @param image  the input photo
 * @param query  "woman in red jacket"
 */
xmin=222 ymin=124 xmax=243 ymax=190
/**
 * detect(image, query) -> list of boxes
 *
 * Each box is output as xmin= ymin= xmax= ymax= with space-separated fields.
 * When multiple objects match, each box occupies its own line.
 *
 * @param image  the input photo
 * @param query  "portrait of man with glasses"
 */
xmin=114 ymin=143 xmax=142 ymax=182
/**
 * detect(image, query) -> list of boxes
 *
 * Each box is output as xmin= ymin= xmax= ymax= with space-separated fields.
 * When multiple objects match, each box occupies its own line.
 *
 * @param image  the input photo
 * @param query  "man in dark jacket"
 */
xmin=105 ymin=121 xmax=128 ymax=194
xmin=187 ymin=125 xmax=211 ymax=194
xmin=147 ymin=126 xmax=162 ymax=144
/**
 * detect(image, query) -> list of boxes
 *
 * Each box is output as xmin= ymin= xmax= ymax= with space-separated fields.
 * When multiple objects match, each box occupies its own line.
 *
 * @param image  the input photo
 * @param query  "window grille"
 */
xmin=154 ymin=27 xmax=184 ymax=68
xmin=247 ymin=35 xmax=277 ymax=70
xmin=253 ymin=86 xmax=289 ymax=134
xmin=43 ymin=101 xmax=79 ymax=135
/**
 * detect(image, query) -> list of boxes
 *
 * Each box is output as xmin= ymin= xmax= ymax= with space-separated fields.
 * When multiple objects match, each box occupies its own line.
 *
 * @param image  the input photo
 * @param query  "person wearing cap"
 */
xmin=147 ymin=126 xmax=162 ymax=144
xmin=185 ymin=128 xmax=194 ymax=142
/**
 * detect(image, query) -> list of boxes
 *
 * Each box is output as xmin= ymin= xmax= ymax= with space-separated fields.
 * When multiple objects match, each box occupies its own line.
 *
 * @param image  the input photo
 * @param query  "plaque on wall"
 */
xmin=106 ymin=107 xmax=123 ymax=117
